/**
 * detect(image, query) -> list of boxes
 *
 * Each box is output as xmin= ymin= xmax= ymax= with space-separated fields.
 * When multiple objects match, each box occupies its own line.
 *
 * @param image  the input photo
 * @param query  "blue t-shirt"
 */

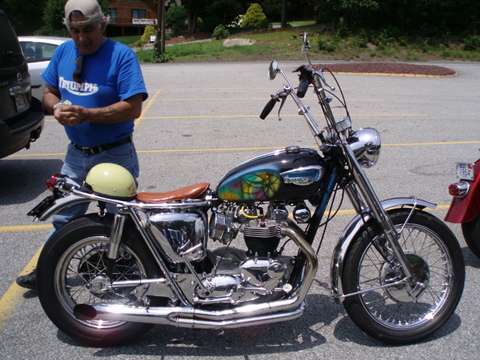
xmin=42 ymin=39 xmax=148 ymax=147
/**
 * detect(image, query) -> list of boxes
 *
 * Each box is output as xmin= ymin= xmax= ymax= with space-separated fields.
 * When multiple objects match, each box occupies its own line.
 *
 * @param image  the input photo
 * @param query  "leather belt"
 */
xmin=73 ymin=135 xmax=132 ymax=155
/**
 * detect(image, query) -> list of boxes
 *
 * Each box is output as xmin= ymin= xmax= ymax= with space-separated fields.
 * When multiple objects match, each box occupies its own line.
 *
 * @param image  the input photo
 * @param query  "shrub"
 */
xmin=228 ymin=15 xmax=244 ymax=29
xmin=463 ymin=35 xmax=480 ymax=51
xmin=353 ymin=34 xmax=368 ymax=48
xmin=152 ymin=36 xmax=173 ymax=63
xmin=166 ymin=5 xmax=187 ymax=36
xmin=140 ymin=25 xmax=156 ymax=44
xmin=154 ymin=52 xmax=174 ymax=63
xmin=213 ymin=24 xmax=229 ymax=40
xmin=318 ymin=39 xmax=337 ymax=53
xmin=242 ymin=3 xmax=267 ymax=29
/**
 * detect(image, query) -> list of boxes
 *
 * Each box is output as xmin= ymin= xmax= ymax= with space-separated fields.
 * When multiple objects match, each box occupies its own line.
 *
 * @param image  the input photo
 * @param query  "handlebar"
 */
xmin=297 ymin=78 xmax=309 ymax=98
xmin=259 ymin=33 xmax=351 ymax=139
xmin=260 ymin=97 xmax=278 ymax=120
xmin=294 ymin=65 xmax=314 ymax=98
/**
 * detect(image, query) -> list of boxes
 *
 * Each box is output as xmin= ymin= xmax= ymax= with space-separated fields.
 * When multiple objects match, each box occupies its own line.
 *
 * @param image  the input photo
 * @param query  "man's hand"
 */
xmin=54 ymin=105 xmax=90 ymax=127
xmin=44 ymin=84 xmax=143 ymax=125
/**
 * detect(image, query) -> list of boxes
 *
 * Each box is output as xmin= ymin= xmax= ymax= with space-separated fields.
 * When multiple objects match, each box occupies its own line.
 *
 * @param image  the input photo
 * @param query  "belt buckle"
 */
xmin=80 ymin=146 xmax=95 ymax=155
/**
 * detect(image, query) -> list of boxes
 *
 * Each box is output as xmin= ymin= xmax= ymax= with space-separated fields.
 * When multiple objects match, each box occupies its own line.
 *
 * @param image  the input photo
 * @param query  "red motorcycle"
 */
xmin=445 ymin=155 xmax=480 ymax=257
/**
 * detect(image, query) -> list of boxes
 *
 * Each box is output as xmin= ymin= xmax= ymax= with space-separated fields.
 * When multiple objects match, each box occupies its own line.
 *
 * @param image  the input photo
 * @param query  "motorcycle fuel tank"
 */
xmin=217 ymin=146 xmax=325 ymax=202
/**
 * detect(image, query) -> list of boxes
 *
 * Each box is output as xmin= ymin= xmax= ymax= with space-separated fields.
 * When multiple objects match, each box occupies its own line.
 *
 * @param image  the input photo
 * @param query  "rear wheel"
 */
xmin=462 ymin=211 xmax=480 ymax=258
xmin=342 ymin=209 xmax=465 ymax=344
xmin=37 ymin=214 xmax=164 ymax=347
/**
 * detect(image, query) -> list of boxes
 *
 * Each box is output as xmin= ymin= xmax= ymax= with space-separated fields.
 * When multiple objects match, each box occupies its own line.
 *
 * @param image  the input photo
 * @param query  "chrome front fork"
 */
xmin=343 ymin=145 xmax=415 ymax=282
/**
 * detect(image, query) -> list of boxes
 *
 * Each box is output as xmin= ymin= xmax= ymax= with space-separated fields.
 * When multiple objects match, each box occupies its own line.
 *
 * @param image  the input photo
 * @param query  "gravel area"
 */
xmin=313 ymin=62 xmax=457 ymax=77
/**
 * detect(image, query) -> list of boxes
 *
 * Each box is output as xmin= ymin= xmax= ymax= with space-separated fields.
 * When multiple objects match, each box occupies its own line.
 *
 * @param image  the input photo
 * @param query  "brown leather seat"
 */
xmin=136 ymin=183 xmax=210 ymax=204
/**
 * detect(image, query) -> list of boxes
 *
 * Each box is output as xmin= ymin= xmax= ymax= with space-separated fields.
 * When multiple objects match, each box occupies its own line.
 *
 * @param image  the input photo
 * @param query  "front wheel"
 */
xmin=342 ymin=209 xmax=465 ymax=344
xmin=36 ymin=214 xmax=164 ymax=347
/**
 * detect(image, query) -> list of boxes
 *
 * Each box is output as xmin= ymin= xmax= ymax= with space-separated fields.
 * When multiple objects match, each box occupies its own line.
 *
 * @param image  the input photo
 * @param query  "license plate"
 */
xmin=14 ymin=93 xmax=27 ymax=112
xmin=456 ymin=162 xmax=475 ymax=181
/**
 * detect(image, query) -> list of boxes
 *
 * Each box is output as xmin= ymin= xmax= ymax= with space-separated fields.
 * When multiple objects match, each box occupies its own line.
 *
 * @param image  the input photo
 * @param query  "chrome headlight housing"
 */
xmin=348 ymin=128 xmax=381 ymax=168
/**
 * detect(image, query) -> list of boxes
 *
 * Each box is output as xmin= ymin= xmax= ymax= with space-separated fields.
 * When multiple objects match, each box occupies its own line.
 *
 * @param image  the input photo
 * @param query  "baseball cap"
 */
xmin=64 ymin=0 xmax=104 ymax=26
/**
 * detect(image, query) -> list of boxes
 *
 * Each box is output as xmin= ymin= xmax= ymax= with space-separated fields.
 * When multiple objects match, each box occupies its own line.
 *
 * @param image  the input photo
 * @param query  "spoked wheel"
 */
xmin=342 ymin=209 xmax=465 ymax=344
xmin=36 ymin=214 xmax=165 ymax=347
xmin=462 ymin=211 xmax=480 ymax=258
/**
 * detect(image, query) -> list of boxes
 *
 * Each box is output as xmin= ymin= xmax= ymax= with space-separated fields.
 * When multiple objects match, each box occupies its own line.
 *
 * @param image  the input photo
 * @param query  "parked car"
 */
xmin=0 ymin=10 xmax=44 ymax=159
xmin=18 ymin=36 xmax=69 ymax=101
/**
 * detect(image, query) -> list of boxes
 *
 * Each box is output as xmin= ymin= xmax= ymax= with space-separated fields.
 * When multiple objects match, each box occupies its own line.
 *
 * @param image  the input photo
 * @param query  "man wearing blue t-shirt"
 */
xmin=17 ymin=0 xmax=148 ymax=289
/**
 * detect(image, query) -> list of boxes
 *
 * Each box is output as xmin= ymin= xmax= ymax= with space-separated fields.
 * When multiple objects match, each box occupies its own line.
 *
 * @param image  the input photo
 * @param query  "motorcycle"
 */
xmin=445 ymin=153 xmax=480 ymax=257
xmin=30 ymin=33 xmax=465 ymax=347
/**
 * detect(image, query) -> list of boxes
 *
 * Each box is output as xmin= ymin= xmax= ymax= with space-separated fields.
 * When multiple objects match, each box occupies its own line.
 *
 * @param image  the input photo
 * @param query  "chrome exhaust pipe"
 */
xmin=74 ymin=299 xmax=306 ymax=329
xmin=74 ymin=221 xmax=317 ymax=329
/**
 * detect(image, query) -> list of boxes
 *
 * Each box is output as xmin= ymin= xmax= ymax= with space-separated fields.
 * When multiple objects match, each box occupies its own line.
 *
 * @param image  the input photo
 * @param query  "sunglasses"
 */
xmin=73 ymin=55 xmax=83 ymax=83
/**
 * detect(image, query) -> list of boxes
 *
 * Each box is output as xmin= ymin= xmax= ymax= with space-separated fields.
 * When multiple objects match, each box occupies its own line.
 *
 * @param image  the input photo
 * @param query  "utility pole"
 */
xmin=156 ymin=0 xmax=165 ymax=55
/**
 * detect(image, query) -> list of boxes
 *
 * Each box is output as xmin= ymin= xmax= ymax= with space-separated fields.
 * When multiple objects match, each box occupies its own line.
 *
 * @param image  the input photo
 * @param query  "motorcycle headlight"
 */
xmin=348 ymin=128 xmax=381 ymax=168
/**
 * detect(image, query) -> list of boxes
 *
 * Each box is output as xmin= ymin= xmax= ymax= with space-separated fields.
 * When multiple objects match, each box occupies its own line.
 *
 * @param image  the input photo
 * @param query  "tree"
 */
xmin=202 ymin=0 xmax=243 ymax=32
xmin=182 ymin=0 xmax=208 ymax=33
xmin=4 ymin=0 xmax=48 ymax=35
xmin=281 ymin=0 xmax=287 ymax=28
xmin=97 ymin=0 xmax=110 ymax=16
xmin=38 ymin=0 xmax=68 ymax=36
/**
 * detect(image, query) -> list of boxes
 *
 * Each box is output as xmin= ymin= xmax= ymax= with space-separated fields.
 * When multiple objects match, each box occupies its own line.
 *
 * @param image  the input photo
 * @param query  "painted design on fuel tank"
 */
xmin=218 ymin=171 xmax=281 ymax=201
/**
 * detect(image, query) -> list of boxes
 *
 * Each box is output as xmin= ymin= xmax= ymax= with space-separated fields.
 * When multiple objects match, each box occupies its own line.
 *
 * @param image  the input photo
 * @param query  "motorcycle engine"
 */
xmin=209 ymin=203 xmax=289 ymax=251
xmin=198 ymin=204 xmax=294 ymax=303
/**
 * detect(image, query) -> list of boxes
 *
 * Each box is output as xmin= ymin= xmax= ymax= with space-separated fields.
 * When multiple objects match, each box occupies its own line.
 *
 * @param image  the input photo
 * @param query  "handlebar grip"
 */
xmin=260 ymin=98 xmax=277 ymax=120
xmin=297 ymin=78 xmax=309 ymax=98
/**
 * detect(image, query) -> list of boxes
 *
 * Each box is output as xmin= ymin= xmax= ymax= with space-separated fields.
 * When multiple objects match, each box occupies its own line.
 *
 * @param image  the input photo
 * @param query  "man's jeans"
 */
xmin=46 ymin=141 xmax=139 ymax=241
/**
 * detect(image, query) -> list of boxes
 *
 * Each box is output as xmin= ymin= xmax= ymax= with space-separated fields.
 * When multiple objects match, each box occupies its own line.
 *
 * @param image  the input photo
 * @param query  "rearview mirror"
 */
xmin=301 ymin=32 xmax=310 ymax=55
xmin=268 ymin=60 xmax=279 ymax=80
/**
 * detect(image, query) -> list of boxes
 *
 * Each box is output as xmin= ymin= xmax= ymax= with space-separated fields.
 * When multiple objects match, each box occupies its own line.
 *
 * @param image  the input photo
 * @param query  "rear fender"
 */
xmin=330 ymin=197 xmax=436 ymax=303
xmin=35 ymin=193 xmax=92 ymax=221
xmin=444 ymin=160 xmax=480 ymax=223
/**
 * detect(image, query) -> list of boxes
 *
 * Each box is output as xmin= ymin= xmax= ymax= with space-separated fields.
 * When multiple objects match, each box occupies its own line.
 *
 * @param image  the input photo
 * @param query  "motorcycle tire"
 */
xmin=341 ymin=209 xmax=465 ymax=344
xmin=36 ymin=214 xmax=166 ymax=347
xmin=462 ymin=211 xmax=480 ymax=258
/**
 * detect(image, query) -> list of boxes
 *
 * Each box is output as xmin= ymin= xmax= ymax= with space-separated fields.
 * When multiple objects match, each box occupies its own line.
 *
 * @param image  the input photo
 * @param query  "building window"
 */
xmin=131 ymin=9 xmax=146 ymax=18
xmin=109 ymin=8 xmax=117 ymax=23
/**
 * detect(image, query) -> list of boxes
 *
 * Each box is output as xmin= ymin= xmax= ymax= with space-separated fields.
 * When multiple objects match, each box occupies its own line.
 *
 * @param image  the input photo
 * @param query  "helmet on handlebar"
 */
xmin=85 ymin=163 xmax=137 ymax=200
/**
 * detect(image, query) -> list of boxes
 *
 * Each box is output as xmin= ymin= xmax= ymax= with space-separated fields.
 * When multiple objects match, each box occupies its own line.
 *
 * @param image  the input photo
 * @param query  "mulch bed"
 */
xmin=165 ymin=32 xmax=211 ymax=45
xmin=313 ymin=62 xmax=457 ymax=77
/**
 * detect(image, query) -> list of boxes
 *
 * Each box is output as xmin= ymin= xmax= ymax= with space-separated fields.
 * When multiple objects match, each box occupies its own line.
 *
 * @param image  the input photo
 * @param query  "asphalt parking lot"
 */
xmin=1 ymin=60 xmax=480 ymax=359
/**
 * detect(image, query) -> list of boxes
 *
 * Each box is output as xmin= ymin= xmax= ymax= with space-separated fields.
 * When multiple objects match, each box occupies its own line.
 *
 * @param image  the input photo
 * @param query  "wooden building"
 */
xmin=107 ymin=0 xmax=158 ymax=36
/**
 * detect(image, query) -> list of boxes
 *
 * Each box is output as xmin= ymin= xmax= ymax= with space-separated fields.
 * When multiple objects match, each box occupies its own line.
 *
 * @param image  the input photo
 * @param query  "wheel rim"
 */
xmin=54 ymin=236 xmax=147 ymax=330
xmin=357 ymin=224 xmax=453 ymax=330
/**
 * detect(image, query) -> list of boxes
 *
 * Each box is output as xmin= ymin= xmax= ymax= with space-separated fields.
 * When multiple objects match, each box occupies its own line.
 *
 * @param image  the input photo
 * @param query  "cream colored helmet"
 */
xmin=85 ymin=163 xmax=137 ymax=200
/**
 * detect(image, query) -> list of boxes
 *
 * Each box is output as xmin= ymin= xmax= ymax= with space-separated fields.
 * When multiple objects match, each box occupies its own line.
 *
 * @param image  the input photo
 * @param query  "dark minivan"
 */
xmin=0 ymin=10 xmax=44 ymax=159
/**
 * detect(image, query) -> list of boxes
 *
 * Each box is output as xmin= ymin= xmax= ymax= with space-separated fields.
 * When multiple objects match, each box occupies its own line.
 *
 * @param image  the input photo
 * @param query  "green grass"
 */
xmin=110 ymin=35 xmax=141 ymax=45
xmin=271 ymin=20 xmax=316 ymax=27
xmin=129 ymin=25 xmax=480 ymax=63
